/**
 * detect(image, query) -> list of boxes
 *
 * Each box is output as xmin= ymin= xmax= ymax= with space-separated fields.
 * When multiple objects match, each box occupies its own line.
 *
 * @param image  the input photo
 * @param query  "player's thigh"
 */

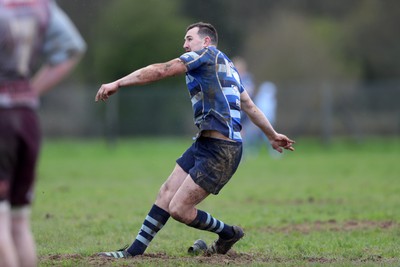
xmin=0 ymin=201 xmax=11 ymax=233
xmin=11 ymin=206 xmax=31 ymax=234
xmin=155 ymin=164 xmax=188 ymax=208
xmin=169 ymin=175 xmax=209 ymax=212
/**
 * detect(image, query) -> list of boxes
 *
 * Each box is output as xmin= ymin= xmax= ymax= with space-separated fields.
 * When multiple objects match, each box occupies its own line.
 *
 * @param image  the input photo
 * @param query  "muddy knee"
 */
xmin=168 ymin=201 xmax=192 ymax=223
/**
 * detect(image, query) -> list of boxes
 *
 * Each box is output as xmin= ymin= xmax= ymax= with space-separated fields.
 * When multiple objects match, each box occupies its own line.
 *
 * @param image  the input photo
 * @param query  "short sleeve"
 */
xmin=179 ymin=49 xmax=208 ymax=72
xmin=42 ymin=1 xmax=86 ymax=65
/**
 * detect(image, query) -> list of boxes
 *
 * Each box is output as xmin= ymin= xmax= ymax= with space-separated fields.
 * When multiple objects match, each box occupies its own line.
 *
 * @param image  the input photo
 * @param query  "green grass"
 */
xmin=33 ymin=137 xmax=400 ymax=266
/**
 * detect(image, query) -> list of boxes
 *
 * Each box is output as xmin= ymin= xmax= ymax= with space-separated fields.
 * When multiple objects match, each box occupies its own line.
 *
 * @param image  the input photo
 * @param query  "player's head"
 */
xmin=183 ymin=22 xmax=218 ymax=52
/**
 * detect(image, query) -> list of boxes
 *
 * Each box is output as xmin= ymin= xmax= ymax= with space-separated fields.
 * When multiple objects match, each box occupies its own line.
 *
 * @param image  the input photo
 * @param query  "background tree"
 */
xmin=59 ymin=0 xmax=400 ymax=84
xmin=341 ymin=0 xmax=400 ymax=81
xmin=51 ymin=0 xmax=399 ymax=137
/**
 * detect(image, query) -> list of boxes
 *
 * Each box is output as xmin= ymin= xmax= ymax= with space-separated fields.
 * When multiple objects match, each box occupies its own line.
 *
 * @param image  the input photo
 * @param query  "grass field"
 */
xmin=33 ymin=137 xmax=400 ymax=266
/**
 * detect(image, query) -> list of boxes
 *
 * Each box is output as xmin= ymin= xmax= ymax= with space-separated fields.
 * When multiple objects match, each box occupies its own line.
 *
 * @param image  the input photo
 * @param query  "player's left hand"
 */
xmin=271 ymin=134 xmax=295 ymax=153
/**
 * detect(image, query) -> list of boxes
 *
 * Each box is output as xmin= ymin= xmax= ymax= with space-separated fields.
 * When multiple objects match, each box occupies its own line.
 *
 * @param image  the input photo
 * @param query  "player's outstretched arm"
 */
xmin=240 ymin=90 xmax=295 ymax=152
xmin=95 ymin=58 xmax=187 ymax=102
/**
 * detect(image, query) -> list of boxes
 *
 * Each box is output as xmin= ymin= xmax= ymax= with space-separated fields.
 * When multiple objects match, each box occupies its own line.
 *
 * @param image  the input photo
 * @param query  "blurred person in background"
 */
xmin=233 ymin=57 xmax=279 ymax=158
xmin=232 ymin=57 xmax=255 ymax=130
xmin=232 ymin=57 xmax=255 ymax=98
xmin=0 ymin=0 xmax=86 ymax=266
xmin=95 ymin=22 xmax=294 ymax=258
xmin=243 ymin=81 xmax=281 ymax=158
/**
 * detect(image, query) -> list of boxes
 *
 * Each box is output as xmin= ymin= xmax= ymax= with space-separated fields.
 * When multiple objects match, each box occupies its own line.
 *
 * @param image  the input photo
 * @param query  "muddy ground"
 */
xmin=39 ymin=220 xmax=399 ymax=266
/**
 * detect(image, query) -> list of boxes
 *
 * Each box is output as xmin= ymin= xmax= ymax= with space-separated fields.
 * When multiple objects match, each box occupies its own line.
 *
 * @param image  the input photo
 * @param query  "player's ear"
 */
xmin=203 ymin=36 xmax=212 ymax=46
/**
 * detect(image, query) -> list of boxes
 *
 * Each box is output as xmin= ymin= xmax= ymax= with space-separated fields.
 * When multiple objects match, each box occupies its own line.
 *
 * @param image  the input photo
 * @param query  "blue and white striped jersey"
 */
xmin=179 ymin=46 xmax=244 ymax=142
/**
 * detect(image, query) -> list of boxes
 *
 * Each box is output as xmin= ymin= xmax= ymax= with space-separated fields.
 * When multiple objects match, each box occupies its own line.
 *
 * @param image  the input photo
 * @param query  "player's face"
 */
xmin=183 ymin=27 xmax=206 ymax=52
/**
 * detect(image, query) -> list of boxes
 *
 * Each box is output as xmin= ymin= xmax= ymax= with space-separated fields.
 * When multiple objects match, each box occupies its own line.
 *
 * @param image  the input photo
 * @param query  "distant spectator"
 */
xmin=243 ymin=81 xmax=281 ymax=158
xmin=232 ymin=57 xmax=255 ymax=97
xmin=233 ymin=57 xmax=255 ymax=127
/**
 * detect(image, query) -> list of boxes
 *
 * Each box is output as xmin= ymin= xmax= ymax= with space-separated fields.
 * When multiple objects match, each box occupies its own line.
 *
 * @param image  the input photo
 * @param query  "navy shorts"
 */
xmin=0 ymin=108 xmax=41 ymax=207
xmin=176 ymin=136 xmax=242 ymax=195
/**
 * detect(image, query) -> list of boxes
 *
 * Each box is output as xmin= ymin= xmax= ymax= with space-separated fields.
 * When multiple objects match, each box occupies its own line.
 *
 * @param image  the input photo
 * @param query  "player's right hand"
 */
xmin=95 ymin=82 xmax=119 ymax=102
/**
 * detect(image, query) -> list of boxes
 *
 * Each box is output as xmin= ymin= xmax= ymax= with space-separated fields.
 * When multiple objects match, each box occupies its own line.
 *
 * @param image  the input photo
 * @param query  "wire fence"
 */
xmin=39 ymin=80 xmax=400 ymax=142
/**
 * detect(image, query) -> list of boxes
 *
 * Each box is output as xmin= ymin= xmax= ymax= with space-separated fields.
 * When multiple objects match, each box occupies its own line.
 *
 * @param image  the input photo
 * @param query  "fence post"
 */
xmin=321 ymin=83 xmax=333 ymax=144
xmin=105 ymin=94 xmax=119 ymax=147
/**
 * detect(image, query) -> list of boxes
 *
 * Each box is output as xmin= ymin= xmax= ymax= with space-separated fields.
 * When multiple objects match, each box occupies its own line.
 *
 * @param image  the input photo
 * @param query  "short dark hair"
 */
xmin=186 ymin=22 xmax=218 ymax=45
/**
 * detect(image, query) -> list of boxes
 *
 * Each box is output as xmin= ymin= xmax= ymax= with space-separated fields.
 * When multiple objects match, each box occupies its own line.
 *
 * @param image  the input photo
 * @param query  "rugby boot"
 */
xmin=98 ymin=245 xmax=132 ymax=258
xmin=207 ymin=225 xmax=244 ymax=254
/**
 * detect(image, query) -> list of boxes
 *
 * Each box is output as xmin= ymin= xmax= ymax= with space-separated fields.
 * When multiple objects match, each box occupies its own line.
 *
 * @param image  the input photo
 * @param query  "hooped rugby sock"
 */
xmin=187 ymin=209 xmax=235 ymax=240
xmin=127 ymin=204 xmax=170 ymax=256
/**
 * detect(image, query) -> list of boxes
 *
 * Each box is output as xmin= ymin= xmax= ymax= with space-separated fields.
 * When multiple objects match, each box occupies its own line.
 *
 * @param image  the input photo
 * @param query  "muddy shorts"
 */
xmin=0 ymin=108 xmax=41 ymax=207
xmin=176 ymin=136 xmax=242 ymax=195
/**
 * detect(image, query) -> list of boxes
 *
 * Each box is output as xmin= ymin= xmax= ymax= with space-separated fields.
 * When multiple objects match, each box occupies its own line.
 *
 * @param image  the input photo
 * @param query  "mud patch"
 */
xmin=262 ymin=220 xmax=398 ymax=234
xmin=39 ymin=220 xmax=398 ymax=266
xmin=243 ymin=197 xmax=345 ymax=206
xmin=40 ymin=251 xmax=261 ymax=266
xmin=40 ymin=251 xmax=399 ymax=266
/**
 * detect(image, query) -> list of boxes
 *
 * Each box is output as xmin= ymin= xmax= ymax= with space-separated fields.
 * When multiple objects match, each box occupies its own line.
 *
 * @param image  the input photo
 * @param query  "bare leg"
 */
xmin=155 ymin=164 xmax=193 ymax=212
xmin=11 ymin=207 xmax=37 ymax=267
xmin=0 ymin=201 xmax=18 ymax=267
xmin=166 ymin=171 xmax=244 ymax=255
xmin=167 ymin=174 xmax=209 ymax=224
xmin=100 ymin=164 xmax=194 ymax=258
